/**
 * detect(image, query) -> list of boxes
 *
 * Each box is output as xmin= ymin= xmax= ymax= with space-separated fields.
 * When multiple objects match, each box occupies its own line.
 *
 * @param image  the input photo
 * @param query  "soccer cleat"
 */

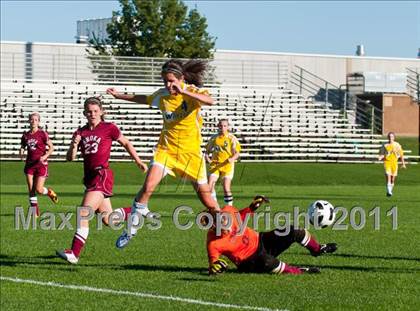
xmin=47 ymin=188 xmax=59 ymax=204
xmin=386 ymin=192 xmax=392 ymax=197
xmin=311 ymin=243 xmax=337 ymax=257
xmin=299 ymin=267 xmax=321 ymax=274
xmin=56 ymin=249 xmax=79 ymax=264
xmin=116 ymin=231 xmax=133 ymax=249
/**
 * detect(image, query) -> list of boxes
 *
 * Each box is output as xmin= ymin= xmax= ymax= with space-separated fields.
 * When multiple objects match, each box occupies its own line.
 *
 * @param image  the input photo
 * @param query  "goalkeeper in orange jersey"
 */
xmin=205 ymin=119 xmax=241 ymax=206
xmin=378 ymin=132 xmax=406 ymax=197
xmin=205 ymin=196 xmax=337 ymax=275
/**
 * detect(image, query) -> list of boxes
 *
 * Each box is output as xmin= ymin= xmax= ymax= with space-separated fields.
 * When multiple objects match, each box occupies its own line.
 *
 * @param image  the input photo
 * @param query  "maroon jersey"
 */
xmin=21 ymin=129 xmax=49 ymax=166
xmin=73 ymin=122 xmax=121 ymax=175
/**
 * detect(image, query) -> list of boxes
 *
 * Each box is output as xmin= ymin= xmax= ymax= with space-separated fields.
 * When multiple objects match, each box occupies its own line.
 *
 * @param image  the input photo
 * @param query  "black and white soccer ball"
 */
xmin=308 ymin=200 xmax=336 ymax=228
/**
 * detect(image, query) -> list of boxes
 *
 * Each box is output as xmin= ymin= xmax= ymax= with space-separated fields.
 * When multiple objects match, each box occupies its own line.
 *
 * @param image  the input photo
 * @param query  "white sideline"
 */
xmin=0 ymin=276 xmax=287 ymax=311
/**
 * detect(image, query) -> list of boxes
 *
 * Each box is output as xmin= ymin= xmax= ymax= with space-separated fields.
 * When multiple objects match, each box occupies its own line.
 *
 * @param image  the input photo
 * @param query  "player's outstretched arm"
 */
xmin=106 ymin=88 xmax=147 ymax=105
xmin=117 ymin=135 xmax=148 ymax=173
xmin=238 ymin=195 xmax=270 ymax=220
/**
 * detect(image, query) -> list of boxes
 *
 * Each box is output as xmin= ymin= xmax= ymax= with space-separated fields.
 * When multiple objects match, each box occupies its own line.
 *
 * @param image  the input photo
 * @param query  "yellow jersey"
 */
xmin=147 ymin=83 xmax=208 ymax=153
xmin=380 ymin=142 xmax=403 ymax=163
xmin=206 ymin=132 xmax=241 ymax=163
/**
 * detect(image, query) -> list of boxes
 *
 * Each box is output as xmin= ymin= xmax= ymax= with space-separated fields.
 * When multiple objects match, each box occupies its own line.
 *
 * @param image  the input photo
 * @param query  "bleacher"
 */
xmin=3 ymin=78 xmax=417 ymax=163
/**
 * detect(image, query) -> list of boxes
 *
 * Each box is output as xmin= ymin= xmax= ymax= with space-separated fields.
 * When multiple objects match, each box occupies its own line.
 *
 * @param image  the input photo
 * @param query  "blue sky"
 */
xmin=1 ymin=1 xmax=419 ymax=58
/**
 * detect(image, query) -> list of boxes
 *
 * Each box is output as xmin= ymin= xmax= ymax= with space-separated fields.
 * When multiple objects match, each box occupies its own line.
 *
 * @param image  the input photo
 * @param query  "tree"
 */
xmin=89 ymin=0 xmax=216 ymax=59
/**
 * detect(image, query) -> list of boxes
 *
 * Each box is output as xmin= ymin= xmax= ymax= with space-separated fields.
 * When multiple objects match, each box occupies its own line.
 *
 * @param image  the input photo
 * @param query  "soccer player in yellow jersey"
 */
xmin=106 ymin=59 xmax=220 ymax=248
xmin=205 ymin=119 xmax=241 ymax=205
xmin=378 ymin=132 xmax=406 ymax=197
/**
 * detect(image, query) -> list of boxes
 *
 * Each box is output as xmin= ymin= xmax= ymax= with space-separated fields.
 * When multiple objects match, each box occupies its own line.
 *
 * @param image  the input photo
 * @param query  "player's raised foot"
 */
xmin=116 ymin=231 xmax=133 ymax=249
xmin=299 ymin=267 xmax=320 ymax=274
xmin=47 ymin=188 xmax=59 ymax=204
xmin=56 ymin=249 xmax=79 ymax=264
xmin=311 ymin=243 xmax=337 ymax=257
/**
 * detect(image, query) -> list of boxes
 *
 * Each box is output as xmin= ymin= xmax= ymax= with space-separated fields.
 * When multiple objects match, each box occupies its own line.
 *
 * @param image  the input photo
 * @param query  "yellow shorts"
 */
xmin=209 ymin=162 xmax=235 ymax=179
xmin=151 ymin=149 xmax=207 ymax=184
xmin=384 ymin=161 xmax=398 ymax=176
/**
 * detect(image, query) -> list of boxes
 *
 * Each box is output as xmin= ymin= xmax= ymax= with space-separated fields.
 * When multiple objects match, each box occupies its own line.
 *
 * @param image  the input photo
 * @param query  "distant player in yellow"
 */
xmin=205 ymin=119 xmax=240 ymax=205
xmin=378 ymin=132 xmax=406 ymax=197
xmin=106 ymin=59 xmax=220 ymax=248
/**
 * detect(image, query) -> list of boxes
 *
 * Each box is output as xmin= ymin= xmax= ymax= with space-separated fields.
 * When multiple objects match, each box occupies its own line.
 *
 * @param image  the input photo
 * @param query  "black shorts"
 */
xmin=237 ymin=227 xmax=299 ymax=273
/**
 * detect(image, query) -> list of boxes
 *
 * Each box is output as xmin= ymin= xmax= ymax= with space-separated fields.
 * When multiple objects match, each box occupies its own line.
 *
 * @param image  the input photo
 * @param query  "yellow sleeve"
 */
xmin=231 ymin=135 xmax=241 ymax=153
xmin=146 ymin=88 xmax=166 ymax=107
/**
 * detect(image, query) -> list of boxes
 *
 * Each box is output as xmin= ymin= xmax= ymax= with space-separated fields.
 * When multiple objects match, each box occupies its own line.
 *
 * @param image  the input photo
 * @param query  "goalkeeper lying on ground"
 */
xmin=205 ymin=196 xmax=337 ymax=275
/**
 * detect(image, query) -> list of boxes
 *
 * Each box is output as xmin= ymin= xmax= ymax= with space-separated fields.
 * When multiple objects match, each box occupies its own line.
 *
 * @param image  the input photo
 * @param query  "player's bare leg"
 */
xmin=57 ymin=191 xmax=103 ymax=264
xmin=97 ymin=198 xmax=131 ymax=227
xmin=97 ymin=197 xmax=114 ymax=226
xmin=116 ymin=165 xmax=165 ymax=248
xmin=208 ymin=174 xmax=218 ymax=202
xmin=193 ymin=182 xmax=220 ymax=212
xmin=25 ymin=174 xmax=39 ymax=217
xmin=385 ymin=174 xmax=393 ymax=196
xmin=222 ymin=177 xmax=233 ymax=205
xmin=390 ymin=175 xmax=396 ymax=196
xmin=34 ymin=176 xmax=58 ymax=204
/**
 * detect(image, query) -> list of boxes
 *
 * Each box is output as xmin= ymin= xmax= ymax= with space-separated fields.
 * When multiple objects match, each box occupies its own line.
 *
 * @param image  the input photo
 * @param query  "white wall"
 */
xmin=1 ymin=41 xmax=419 ymax=86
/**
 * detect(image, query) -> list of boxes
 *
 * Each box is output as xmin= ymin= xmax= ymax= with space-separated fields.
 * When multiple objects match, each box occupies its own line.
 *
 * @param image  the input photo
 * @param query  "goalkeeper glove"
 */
xmin=209 ymin=258 xmax=228 ymax=275
xmin=249 ymin=195 xmax=270 ymax=211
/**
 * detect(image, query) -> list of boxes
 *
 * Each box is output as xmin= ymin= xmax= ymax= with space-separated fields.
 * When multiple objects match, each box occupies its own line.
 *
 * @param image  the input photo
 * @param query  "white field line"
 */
xmin=0 ymin=276 xmax=287 ymax=311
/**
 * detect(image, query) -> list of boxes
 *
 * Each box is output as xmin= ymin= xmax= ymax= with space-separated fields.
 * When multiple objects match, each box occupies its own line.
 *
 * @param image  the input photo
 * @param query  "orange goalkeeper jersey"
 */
xmin=207 ymin=205 xmax=259 ymax=266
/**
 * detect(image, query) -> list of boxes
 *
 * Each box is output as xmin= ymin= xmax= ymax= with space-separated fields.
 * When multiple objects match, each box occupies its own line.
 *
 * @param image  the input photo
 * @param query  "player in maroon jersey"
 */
xmin=19 ymin=112 xmax=58 ymax=217
xmin=57 ymin=97 xmax=148 ymax=264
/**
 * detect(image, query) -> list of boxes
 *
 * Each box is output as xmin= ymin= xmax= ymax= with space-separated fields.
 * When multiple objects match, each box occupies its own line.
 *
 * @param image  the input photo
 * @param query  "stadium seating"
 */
xmin=1 ymin=79 xmax=418 ymax=163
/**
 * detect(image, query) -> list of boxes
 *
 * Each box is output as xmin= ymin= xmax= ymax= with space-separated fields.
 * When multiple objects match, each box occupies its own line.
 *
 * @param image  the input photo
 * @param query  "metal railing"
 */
xmin=0 ymin=52 xmax=289 ymax=87
xmin=406 ymin=67 xmax=419 ymax=102
xmin=290 ymin=65 xmax=382 ymax=134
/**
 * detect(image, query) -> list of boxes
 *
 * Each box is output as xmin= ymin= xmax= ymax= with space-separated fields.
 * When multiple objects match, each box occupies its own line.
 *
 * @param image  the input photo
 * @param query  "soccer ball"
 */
xmin=308 ymin=200 xmax=336 ymax=228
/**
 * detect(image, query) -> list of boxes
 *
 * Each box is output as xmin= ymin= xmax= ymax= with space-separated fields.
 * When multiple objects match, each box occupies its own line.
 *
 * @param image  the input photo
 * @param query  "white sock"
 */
xmin=129 ymin=201 xmax=149 ymax=236
xmin=42 ymin=187 xmax=48 ymax=195
xmin=29 ymin=196 xmax=38 ymax=204
xmin=387 ymin=183 xmax=392 ymax=194
xmin=390 ymin=183 xmax=394 ymax=192
xmin=224 ymin=195 xmax=233 ymax=206
xmin=133 ymin=201 xmax=150 ymax=216
xmin=76 ymin=227 xmax=89 ymax=240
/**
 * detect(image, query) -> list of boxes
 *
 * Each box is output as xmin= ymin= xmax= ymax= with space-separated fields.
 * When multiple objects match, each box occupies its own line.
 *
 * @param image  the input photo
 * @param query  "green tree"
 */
xmin=89 ymin=0 xmax=216 ymax=59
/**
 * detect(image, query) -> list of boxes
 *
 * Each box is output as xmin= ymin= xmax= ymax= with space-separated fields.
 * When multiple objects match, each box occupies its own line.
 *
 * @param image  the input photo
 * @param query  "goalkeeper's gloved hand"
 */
xmin=209 ymin=258 xmax=228 ymax=275
xmin=249 ymin=195 xmax=270 ymax=211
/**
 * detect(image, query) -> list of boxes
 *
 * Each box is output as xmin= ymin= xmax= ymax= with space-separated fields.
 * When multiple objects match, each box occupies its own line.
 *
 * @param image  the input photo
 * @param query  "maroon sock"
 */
xmin=115 ymin=207 xmax=132 ymax=221
xmin=301 ymin=230 xmax=321 ymax=254
xmin=282 ymin=263 xmax=303 ymax=275
xmin=71 ymin=232 xmax=87 ymax=258
xmin=29 ymin=197 xmax=39 ymax=216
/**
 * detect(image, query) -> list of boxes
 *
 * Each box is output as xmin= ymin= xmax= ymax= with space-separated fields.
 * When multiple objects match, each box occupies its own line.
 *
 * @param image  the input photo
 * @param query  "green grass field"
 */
xmin=1 ymin=161 xmax=419 ymax=310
